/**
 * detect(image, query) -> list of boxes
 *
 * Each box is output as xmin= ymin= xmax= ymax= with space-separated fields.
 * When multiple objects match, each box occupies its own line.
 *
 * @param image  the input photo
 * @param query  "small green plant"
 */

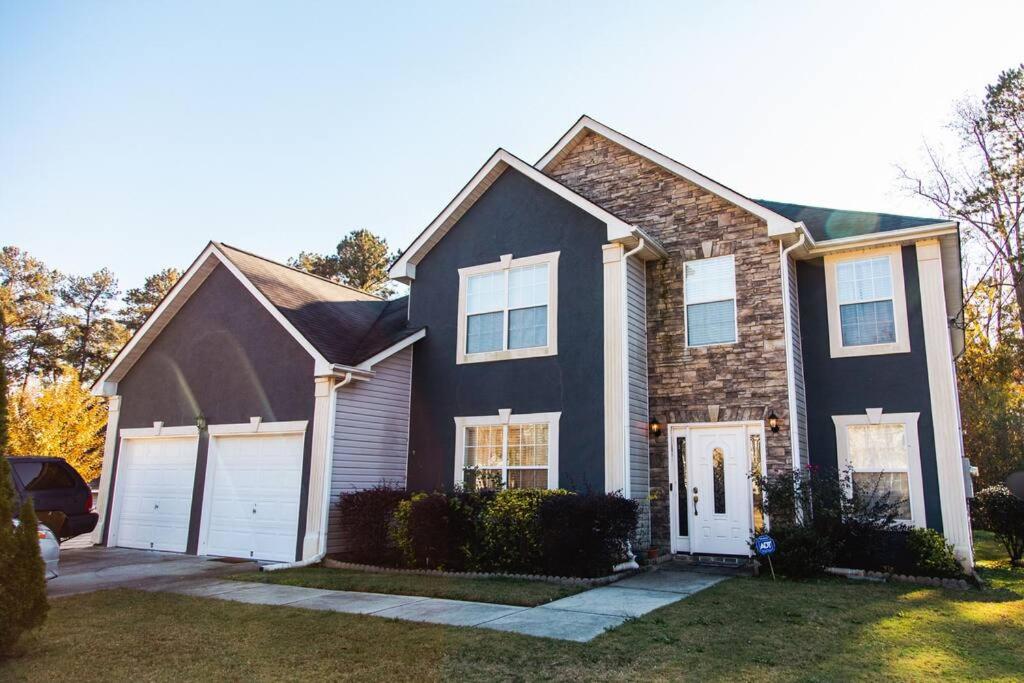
xmin=0 ymin=456 xmax=50 ymax=654
xmin=906 ymin=528 xmax=964 ymax=579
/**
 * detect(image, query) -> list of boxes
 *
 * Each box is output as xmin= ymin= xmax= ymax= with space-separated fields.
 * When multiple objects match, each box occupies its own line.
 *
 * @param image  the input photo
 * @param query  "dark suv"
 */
xmin=6 ymin=456 xmax=98 ymax=541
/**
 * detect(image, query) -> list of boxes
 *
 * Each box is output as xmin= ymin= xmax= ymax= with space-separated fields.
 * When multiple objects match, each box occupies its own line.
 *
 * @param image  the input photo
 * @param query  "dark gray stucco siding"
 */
xmin=407 ymin=169 xmax=606 ymax=492
xmin=797 ymin=246 xmax=943 ymax=531
xmin=105 ymin=263 xmax=316 ymax=558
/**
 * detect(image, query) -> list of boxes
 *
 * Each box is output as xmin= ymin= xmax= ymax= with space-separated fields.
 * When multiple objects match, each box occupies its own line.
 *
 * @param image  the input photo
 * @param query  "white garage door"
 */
xmin=201 ymin=432 xmax=304 ymax=562
xmin=113 ymin=436 xmax=199 ymax=553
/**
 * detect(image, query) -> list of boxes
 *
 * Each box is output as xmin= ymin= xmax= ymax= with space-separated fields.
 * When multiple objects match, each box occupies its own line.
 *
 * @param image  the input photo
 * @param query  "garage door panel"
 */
xmin=202 ymin=431 xmax=304 ymax=562
xmin=114 ymin=436 xmax=198 ymax=553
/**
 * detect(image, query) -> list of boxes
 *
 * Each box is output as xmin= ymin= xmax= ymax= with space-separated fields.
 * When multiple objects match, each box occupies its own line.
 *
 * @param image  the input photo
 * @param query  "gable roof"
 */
xmin=536 ymin=115 xmax=800 ymax=237
xmin=755 ymin=200 xmax=952 ymax=243
xmin=389 ymin=148 xmax=664 ymax=283
xmin=93 ymin=242 xmax=423 ymax=394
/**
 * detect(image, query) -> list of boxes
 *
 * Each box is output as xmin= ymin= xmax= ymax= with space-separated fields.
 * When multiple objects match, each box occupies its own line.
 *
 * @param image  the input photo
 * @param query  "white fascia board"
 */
xmin=91 ymin=242 xmax=338 ymax=395
xmin=356 ymin=328 xmax=426 ymax=371
xmin=536 ymin=116 xmax=799 ymax=237
xmin=91 ymin=243 xmax=222 ymax=395
xmin=389 ymin=149 xmax=634 ymax=282
xmin=803 ymin=222 xmax=958 ymax=256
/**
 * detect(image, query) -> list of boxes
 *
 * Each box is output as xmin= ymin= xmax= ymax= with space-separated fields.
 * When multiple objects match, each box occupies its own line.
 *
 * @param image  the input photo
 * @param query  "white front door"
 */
xmin=201 ymin=432 xmax=304 ymax=562
xmin=690 ymin=426 xmax=751 ymax=555
xmin=112 ymin=436 xmax=199 ymax=553
xmin=668 ymin=423 xmax=755 ymax=556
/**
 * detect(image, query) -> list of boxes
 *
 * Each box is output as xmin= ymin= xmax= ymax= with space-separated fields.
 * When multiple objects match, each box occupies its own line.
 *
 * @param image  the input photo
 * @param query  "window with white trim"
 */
xmin=833 ymin=412 xmax=924 ymax=525
xmin=684 ymin=255 xmax=736 ymax=346
xmin=454 ymin=412 xmax=560 ymax=490
xmin=825 ymin=246 xmax=910 ymax=358
xmin=457 ymin=253 xmax=558 ymax=363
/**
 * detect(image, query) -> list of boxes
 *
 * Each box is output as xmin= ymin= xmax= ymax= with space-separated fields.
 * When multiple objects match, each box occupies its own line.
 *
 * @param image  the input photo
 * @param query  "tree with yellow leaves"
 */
xmin=7 ymin=367 xmax=107 ymax=483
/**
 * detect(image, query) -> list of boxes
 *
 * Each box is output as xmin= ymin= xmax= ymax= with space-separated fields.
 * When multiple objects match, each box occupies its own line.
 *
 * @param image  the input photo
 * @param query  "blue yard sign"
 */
xmin=754 ymin=534 xmax=776 ymax=556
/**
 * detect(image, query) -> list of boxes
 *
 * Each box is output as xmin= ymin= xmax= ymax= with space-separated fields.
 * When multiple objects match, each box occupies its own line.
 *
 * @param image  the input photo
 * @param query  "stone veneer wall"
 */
xmin=546 ymin=132 xmax=793 ymax=550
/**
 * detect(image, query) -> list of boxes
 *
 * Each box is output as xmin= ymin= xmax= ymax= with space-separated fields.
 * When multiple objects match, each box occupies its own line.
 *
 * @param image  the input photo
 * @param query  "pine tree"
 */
xmin=0 ymin=456 xmax=49 ymax=654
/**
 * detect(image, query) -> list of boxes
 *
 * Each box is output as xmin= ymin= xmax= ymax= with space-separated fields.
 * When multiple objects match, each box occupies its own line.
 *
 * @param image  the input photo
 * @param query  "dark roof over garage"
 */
xmin=217 ymin=243 xmax=421 ymax=367
xmin=755 ymin=200 xmax=949 ymax=242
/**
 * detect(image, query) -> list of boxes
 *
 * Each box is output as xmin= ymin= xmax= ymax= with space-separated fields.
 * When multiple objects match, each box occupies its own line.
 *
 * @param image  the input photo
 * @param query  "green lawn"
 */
xmin=3 ymin=532 xmax=1021 ymax=682
xmin=229 ymin=565 xmax=586 ymax=606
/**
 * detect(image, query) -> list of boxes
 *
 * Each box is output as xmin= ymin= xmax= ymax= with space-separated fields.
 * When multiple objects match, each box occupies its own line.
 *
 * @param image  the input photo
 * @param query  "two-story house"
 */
xmin=91 ymin=116 xmax=973 ymax=568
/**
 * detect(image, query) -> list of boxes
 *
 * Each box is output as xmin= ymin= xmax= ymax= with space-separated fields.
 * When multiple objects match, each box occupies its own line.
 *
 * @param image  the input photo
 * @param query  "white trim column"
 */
xmin=916 ymin=239 xmax=973 ymax=566
xmin=302 ymin=376 xmax=334 ymax=559
xmin=92 ymin=394 xmax=121 ymax=545
xmin=603 ymin=243 xmax=627 ymax=493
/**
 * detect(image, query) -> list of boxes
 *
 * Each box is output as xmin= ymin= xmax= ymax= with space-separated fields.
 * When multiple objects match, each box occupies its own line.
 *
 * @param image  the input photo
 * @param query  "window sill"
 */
xmin=829 ymin=339 xmax=910 ymax=359
xmin=456 ymin=345 xmax=556 ymax=365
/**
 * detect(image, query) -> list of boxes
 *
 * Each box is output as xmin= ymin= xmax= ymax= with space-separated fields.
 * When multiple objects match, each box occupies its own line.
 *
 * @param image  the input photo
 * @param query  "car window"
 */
xmin=11 ymin=461 xmax=78 ymax=490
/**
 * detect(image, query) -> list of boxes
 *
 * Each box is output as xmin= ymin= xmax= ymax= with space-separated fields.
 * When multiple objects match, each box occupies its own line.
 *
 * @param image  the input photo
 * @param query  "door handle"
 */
xmin=692 ymin=487 xmax=699 ymax=516
xmin=153 ymin=503 xmax=160 ymax=511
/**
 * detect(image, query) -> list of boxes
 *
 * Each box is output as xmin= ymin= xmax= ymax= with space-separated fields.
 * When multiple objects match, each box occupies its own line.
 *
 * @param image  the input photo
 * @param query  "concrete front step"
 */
xmin=670 ymin=554 xmax=757 ymax=576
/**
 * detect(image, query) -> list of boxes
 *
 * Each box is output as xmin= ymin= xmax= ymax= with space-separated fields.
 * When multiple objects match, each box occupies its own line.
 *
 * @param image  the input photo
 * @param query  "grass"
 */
xmin=3 ymin=532 xmax=1021 ymax=682
xmin=228 ymin=565 xmax=587 ymax=606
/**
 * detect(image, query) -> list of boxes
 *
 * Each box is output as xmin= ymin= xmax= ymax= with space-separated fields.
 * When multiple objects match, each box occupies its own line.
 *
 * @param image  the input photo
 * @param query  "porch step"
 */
xmin=670 ymin=553 xmax=757 ymax=577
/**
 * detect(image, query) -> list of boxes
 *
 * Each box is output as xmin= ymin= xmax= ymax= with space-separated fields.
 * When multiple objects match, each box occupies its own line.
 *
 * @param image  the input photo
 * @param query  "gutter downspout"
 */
xmin=780 ymin=231 xmax=807 ymax=471
xmin=263 ymin=372 xmax=354 ymax=572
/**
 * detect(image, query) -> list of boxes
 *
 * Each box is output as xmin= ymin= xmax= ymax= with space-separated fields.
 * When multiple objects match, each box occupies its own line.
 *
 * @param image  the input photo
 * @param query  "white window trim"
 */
xmin=832 ymin=411 xmax=925 ymax=527
xmin=683 ymin=254 xmax=738 ymax=348
xmin=453 ymin=410 xmax=560 ymax=489
xmin=456 ymin=251 xmax=559 ymax=364
xmin=824 ymin=245 xmax=910 ymax=358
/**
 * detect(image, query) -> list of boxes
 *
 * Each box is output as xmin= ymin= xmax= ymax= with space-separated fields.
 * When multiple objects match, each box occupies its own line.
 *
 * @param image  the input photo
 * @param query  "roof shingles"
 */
xmin=756 ymin=200 xmax=948 ymax=243
xmin=216 ymin=243 xmax=420 ymax=366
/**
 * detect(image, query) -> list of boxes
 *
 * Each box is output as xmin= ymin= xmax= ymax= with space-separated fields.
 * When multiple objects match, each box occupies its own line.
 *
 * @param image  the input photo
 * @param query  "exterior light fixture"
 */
xmin=767 ymin=411 xmax=780 ymax=434
xmin=195 ymin=414 xmax=208 ymax=432
xmin=649 ymin=417 xmax=663 ymax=440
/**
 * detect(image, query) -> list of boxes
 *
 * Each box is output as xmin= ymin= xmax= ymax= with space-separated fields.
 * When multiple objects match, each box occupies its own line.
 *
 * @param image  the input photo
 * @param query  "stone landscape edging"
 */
xmin=320 ymin=557 xmax=636 ymax=586
xmin=826 ymin=566 xmax=974 ymax=590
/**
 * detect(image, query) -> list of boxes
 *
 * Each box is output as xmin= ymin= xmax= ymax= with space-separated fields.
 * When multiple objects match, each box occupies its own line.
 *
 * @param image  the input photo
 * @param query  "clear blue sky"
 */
xmin=2 ymin=1 xmax=1022 ymax=290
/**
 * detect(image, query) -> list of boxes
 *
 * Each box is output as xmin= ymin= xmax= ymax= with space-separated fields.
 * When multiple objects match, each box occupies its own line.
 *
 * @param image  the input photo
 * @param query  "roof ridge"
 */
xmin=215 ymin=241 xmax=383 ymax=300
xmin=755 ymin=199 xmax=944 ymax=223
xmin=350 ymin=296 xmax=409 ymax=358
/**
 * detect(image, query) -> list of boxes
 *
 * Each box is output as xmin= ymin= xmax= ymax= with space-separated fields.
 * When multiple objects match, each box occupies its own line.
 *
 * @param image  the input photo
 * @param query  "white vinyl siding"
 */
xmin=627 ymin=256 xmax=650 ymax=500
xmin=787 ymin=256 xmax=809 ymax=464
xmin=326 ymin=347 xmax=413 ymax=554
xmin=684 ymin=256 xmax=737 ymax=346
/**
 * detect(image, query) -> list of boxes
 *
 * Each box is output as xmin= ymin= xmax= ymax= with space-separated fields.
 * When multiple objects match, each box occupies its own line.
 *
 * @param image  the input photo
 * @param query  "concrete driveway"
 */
xmin=48 ymin=545 xmax=258 ymax=598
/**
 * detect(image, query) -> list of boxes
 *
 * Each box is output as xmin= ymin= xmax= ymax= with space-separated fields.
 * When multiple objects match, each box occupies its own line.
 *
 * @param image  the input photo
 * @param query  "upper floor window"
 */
xmin=684 ymin=255 xmax=737 ymax=347
xmin=457 ymin=252 xmax=559 ymax=364
xmin=824 ymin=246 xmax=910 ymax=358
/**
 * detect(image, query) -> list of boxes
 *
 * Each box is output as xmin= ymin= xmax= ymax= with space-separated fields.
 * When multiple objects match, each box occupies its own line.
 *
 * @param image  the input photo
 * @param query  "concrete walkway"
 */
xmin=161 ymin=568 xmax=727 ymax=642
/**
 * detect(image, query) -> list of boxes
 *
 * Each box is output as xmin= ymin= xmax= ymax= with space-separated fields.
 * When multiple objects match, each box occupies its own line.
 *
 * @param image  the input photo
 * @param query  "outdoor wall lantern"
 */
xmin=649 ymin=417 xmax=663 ymax=440
xmin=195 ymin=414 xmax=208 ymax=432
xmin=767 ymin=410 xmax=780 ymax=434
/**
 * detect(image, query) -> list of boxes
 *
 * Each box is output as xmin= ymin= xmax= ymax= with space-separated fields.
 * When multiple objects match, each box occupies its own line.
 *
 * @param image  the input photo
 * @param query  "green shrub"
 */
xmin=391 ymin=491 xmax=489 ymax=571
xmin=753 ymin=524 xmax=834 ymax=579
xmin=974 ymin=485 xmax=1024 ymax=567
xmin=538 ymin=492 xmax=639 ymax=577
xmin=481 ymin=488 xmax=570 ymax=573
xmin=906 ymin=528 xmax=964 ymax=578
xmin=335 ymin=485 xmax=407 ymax=565
xmin=1 ymin=456 xmax=49 ymax=654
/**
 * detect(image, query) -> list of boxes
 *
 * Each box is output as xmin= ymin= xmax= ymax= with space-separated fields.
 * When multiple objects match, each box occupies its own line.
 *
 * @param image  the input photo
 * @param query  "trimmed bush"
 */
xmin=1 ymin=455 xmax=49 ymax=654
xmin=905 ymin=528 xmax=964 ymax=579
xmin=335 ymin=485 xmax=406 ymax=565
xmin=392 ymin=491 xmax=486 ymax=571
xmin=539 ymin=492 xmax=639 ymax=578
xmin=974 ymin=485 xmax=1024 ymax=567
xmin=481 ymin=488 xmax=570 ymax=573
xmin=754 ymin=524 xmax=834 ymax=579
